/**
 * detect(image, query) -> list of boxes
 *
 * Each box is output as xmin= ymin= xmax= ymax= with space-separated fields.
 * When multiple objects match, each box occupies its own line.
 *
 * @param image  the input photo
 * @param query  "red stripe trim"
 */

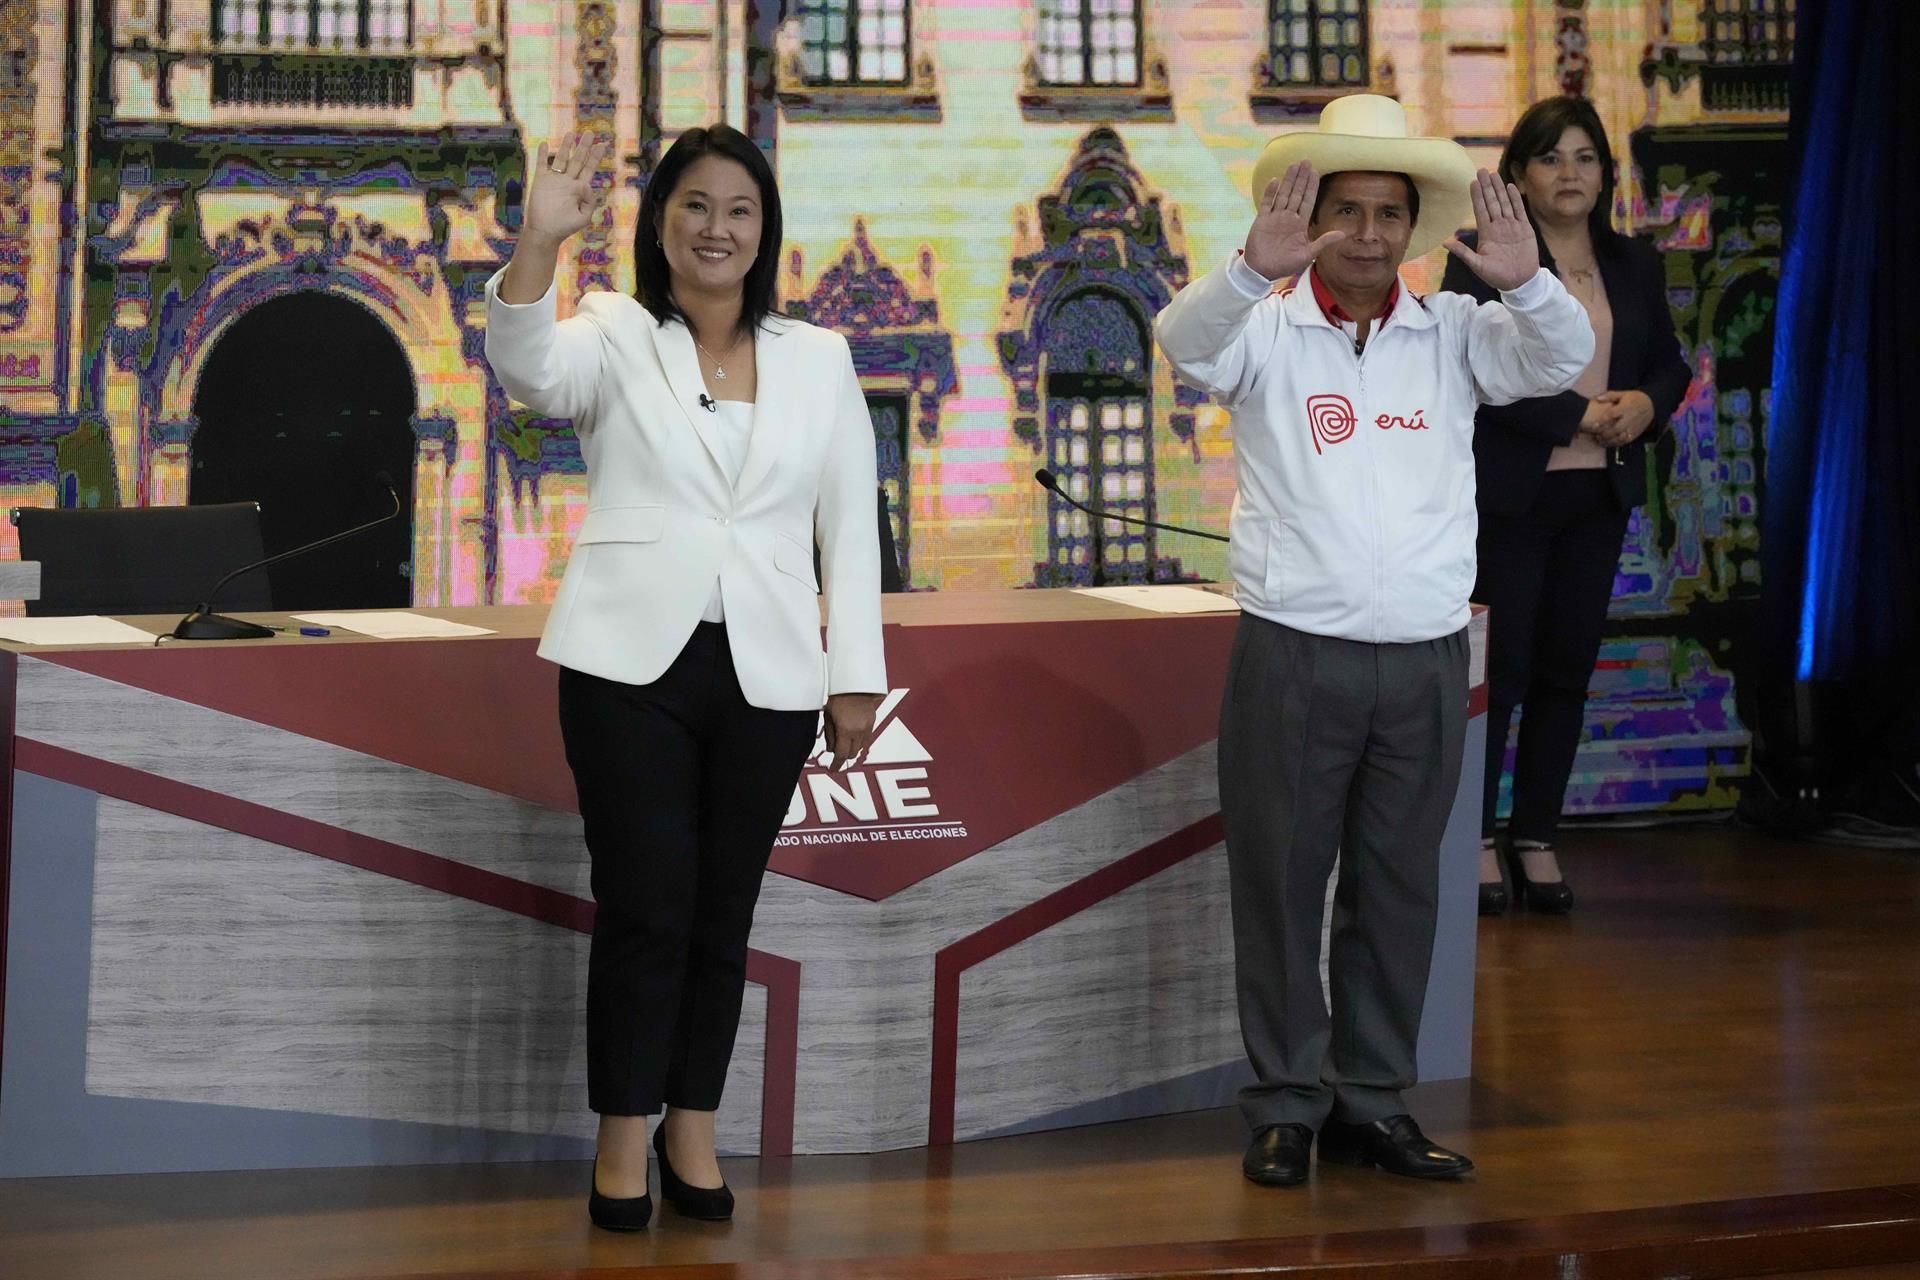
xmin=1467 ymin=683 xmax=1489 ymax=718
xmin=748 ymin=951 xmax=801 ymax=1157
xmin=927 ymin=814 xmax=1225 ymax=1145
xmin=19 ymin=740 xmax=595 ymax=930
xmin=13 ymin=739 xmax=799 ymax=1155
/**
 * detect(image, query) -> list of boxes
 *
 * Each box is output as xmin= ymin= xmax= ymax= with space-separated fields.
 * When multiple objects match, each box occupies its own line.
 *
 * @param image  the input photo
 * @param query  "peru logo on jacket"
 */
xmin=1305 ymin=394 xmax=1358 ymax=454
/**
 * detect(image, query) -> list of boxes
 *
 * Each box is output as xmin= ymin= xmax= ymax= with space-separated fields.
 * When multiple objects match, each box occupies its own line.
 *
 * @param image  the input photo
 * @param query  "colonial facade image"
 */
xmin=1 ymin=0 xmax=1793 ymax=812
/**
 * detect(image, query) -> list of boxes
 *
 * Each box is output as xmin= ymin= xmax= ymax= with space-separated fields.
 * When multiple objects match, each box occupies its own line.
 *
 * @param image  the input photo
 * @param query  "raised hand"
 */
xmin=1444 ymin=170 xmax=1541 ymax=292
xmin=1244 ymin=161 xmax=1348 ymax=281
xmin=523 ymin=131 xmax=613 ymax=246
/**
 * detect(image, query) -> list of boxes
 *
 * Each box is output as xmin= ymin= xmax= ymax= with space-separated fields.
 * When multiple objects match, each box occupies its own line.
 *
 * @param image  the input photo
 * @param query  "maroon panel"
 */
xmin=43 ymin=618 xmax=1238 ymax=900
xmin=46 ymin=638 xmax=578 ymax=813
xmin=746 ymin=951 xmax=802 ymax=1158
xmin=1467 ymin=682 xmax=1488 ymax=718
xmin=769 ymin=618 xmax=1234 ymax=898
xmin=38 ymin=614 xmax=1487 ymax=903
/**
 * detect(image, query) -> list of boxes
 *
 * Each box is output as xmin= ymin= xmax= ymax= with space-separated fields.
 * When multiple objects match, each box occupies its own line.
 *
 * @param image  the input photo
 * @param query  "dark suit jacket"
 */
xmin=1440 ymin=232 xmax=1692 ymax=516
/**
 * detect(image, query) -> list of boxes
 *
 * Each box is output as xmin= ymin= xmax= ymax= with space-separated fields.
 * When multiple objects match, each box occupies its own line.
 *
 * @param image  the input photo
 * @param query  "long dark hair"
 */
xmin=634 ymin=125 xmax=783 ymax=338
xmin=1498 ymin=96 xmax=1623 ymax=259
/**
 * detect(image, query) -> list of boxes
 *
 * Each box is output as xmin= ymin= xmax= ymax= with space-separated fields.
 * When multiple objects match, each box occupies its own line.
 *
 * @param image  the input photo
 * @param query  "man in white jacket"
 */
xmin=1155 ymin=95 xmax=1594 ymax=1187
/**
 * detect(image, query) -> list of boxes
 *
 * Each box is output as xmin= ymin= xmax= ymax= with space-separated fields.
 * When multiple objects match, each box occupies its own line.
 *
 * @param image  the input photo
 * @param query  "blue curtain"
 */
xmin=1767 ymin=0 xmax=1919 ymax=690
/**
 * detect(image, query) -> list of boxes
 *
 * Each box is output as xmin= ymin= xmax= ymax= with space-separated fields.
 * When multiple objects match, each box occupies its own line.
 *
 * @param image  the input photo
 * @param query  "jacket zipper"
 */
xmin=1355 ymin=331 xmax=1386 ymax=645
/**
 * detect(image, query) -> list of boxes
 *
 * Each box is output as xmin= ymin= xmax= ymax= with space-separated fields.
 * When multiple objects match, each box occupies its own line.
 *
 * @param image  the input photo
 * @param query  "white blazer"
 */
xmin=483 ymin=272 xmax=887 ymax=711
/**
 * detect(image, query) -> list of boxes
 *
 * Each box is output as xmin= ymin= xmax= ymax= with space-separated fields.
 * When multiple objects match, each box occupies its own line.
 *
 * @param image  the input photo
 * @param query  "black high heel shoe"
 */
xmin=1504 ymin=843 xmax=1574 ymax=914
xmin=1478 ymin=839 xmax=1509 ymax=916
xmin=654 ymin=1122 xmax=735 ymax=1221
xmin=587 ymin=1157 xmax=652 ymax=1232
xmin=1478 ymin=876 xmax=1510 ymax=916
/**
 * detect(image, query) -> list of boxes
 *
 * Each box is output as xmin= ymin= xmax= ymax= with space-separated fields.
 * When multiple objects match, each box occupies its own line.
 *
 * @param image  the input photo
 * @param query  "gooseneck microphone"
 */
xmin=1033 ymin=469 xmax=1229 ymax=544
xmin=170 ymin=475 xmax=406 ymax=641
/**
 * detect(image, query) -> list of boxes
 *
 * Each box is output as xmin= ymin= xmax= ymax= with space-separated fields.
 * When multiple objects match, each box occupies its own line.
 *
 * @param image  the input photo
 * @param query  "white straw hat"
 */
xmin=1251 ymin=94 xmax=1477 ymax=260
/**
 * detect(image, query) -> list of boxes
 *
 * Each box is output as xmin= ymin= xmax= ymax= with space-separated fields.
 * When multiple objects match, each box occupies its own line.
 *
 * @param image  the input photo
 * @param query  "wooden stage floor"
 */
xmin=3 ymin=828 xmax=1918 ymax=1279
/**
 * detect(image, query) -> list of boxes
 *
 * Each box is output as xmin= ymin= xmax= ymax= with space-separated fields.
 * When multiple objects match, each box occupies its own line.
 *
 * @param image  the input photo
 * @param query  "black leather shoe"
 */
xmin=588 ymin=1158 xmax=652 ymax=1231
xmin=654 ymin=1122 xmax=735 ymax=1220
xmin=1505 ymin=846 xmax=1574 ymax=914
xmin=1317 ymin=1115 xmax=1473 ymax=1180
xmin=1242 ymin=1123 xmax=1314 ymax=1187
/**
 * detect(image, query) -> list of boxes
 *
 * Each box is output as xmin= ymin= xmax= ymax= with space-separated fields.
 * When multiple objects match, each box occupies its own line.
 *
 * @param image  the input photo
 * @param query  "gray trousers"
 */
xmin=1219 ymin=614 xmax=1468 ymax=1131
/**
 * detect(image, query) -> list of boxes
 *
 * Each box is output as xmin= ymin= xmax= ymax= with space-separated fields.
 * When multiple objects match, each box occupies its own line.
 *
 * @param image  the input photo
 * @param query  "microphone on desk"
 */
xmin=698 ymin=393 xmax=717 ymax=413
xmin=170 ymin=474 xmax=405 ymax=641
xmin=1033 ymin=469 xmax=1229 ymax=544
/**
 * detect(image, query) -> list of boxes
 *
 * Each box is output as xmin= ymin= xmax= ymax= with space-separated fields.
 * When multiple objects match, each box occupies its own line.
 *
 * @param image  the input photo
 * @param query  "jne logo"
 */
xmin=777 ymin=688 xmax=971 ymax=849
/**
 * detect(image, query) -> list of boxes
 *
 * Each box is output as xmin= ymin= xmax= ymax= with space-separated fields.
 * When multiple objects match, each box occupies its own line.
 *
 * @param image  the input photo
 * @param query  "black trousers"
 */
xmin=558 ymin=624 xmax=818 ymax=1117
xmin=1476 ymin=470 xmax=1630 ymax=844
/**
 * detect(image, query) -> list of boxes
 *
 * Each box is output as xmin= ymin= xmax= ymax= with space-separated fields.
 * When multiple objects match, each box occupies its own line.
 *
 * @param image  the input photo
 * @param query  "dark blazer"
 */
xmin=1441 ymin=232 xmax=1692 ymax=516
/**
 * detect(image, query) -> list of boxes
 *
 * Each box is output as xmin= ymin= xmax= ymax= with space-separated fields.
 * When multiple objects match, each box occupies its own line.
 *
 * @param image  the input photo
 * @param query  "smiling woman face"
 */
xmin=655 ymin=154 xmax=763 ymax=304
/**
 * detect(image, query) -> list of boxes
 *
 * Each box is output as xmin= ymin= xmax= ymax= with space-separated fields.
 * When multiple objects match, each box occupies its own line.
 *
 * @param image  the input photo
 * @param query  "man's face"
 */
xmin=1309 ymin=172 xmax=1416 ymax=294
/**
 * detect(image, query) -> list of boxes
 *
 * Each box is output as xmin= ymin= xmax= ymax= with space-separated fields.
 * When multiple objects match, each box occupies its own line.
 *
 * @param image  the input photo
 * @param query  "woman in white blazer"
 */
xmin=485 ymin=125 xmax=886 ymax=1231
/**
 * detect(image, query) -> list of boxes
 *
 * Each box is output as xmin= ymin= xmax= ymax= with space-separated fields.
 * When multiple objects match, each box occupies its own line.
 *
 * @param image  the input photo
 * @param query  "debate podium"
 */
xmin=0 ymin=592 xmax=1487 ymax=1176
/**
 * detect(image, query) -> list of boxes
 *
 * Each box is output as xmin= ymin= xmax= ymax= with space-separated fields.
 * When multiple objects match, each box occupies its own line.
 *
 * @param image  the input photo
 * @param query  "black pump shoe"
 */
xmin=654 ymin=1123 xmax=735 ymax=1220
xmin=1478 ymin=878 xmax=1510 ymax=916
xmin=588 ymin=1158 xmax=652 ymax=1232
xmin=1478 ymin=838 xmax=1509 ymax=916
xmin=1505 ymin=844 xmax=1574 ymax=914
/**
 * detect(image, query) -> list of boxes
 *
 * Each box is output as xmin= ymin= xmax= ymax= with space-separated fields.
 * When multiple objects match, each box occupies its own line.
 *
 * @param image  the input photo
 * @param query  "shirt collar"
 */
xmin=1309 ymin=267 xmax=1399 ymax=330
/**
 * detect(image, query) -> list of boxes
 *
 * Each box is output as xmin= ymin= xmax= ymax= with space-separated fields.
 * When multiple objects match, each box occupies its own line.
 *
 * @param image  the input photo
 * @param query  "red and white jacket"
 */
xmin=1155 ymin=256 xmax=1594 ymax=644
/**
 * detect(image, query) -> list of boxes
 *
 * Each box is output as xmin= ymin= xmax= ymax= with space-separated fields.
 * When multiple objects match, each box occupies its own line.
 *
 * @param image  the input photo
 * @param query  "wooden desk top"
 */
xmin=0 ymin=588 xmax=1245 ymax=655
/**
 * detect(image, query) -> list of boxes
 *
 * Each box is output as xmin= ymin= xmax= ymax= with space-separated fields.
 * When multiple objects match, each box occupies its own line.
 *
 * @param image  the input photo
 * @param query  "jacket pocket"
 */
xmin=1270 ymin=519 xmax=1348 ymax=619
xmin=575 ymin=505 xmax=667 ymax=545
xmin=1227 ymin=513 xmax=1269 ymax=605
xmin=1263 ymin=521 xmax=1288 ymax=605
xmin=773 ymin=531 xmax=819 ymax=592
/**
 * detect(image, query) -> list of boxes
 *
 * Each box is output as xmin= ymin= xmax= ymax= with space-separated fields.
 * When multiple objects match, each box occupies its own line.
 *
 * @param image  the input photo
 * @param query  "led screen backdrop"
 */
xmin=0 ymin=0 xmax=1793 ymax=813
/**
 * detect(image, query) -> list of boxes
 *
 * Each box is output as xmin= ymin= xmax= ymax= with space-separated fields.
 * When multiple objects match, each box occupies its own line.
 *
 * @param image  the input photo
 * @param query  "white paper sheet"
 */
xmin=0 ymin=615 xmax=160 ymax=646
xmin=1073 ymin=585 xmax=1241 ymax=615
xmin=289 ymin=611 xmax=497 ymax=640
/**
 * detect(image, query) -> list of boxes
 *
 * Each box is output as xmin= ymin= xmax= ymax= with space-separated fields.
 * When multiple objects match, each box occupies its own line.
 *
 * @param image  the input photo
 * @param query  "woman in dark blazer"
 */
xmin=1441 ymin=97 xmax=1691 ymax=915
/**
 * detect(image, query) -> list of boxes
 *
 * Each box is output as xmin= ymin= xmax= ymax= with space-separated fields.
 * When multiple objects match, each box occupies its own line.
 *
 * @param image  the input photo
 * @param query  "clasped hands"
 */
xmin=1580 ymin=389 xmax=1654 ymax=448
